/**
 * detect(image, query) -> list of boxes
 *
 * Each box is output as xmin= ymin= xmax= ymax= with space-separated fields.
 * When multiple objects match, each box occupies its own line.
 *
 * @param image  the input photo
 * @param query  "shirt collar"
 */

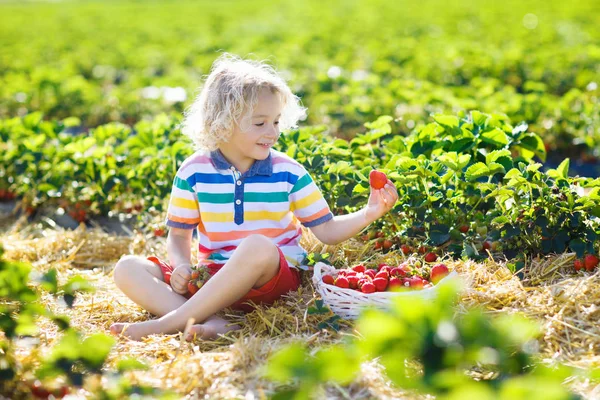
xmin=210 ymin=149 xmax=273 ymax=177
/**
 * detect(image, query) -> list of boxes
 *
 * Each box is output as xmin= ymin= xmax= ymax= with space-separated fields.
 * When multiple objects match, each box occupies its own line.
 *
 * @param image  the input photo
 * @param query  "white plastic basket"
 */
xmin=312 ymin=262 xmax=461 ymax=320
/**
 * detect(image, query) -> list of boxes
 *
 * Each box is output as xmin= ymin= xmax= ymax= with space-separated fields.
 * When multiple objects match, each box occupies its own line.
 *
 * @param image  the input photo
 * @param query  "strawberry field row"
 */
xmin=2 ymin=110 xmax=599 ymax=263
xmin=0 ymin=0 xmax=599 ymax=158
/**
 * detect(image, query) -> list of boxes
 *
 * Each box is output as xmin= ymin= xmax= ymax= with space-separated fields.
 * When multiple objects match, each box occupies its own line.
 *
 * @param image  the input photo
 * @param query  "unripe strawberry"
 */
xmin=322 ymin=274 xmax=335 ymax=285
xmin=373 ymin=277 xmax=388 ymax=292
xmin=424 ymin=252 xmax=438 ymax=263
xmin=361 ymin=282 xmax=376 ymax=293
xmin=476 ymin=225 xmax=488 ymax=236
xmin=335 ymin=276 xmax=350 ymax=288
xmin=369 ymin=170 xmax=388 ymax=190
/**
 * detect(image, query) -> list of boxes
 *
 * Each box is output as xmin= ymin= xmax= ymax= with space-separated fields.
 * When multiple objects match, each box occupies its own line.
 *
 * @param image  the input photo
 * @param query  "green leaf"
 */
xmin=117 ymin=357 xmax=149 ymax=373
xmin=569 ymin=239 xmax=586 ymax=258
xmin=556 ymin=159 xmax=570 ymax=179
xmin=430 ymin=224 xmax=451 ymax=246
xmin=465 ymin=163 xmax=490 ymax=181
xmin=480 ymin=128 xmax=509 ymax=147
xmin=265 ymin=343 xmax=310 ymax=382
xmin=434 ymin=115 xmax=459 ymax=128
xmin=80 ymin=334 xmax=116 ymax=371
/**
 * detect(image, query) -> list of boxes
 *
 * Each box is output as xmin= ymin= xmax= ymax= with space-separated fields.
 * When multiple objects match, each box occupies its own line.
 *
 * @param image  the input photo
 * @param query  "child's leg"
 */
xmin=112 ymin=255 xmax=187 ymax=316
xmin=112 ymin=234 xmax=282 ymax=340
xmin=110 ymin=256 xmax=239 ymax=339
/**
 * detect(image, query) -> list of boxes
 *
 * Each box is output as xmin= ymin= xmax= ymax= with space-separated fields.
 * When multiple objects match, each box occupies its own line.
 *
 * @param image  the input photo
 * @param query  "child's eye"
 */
xmin=254 ymin=123 xmax=264 ymax=127
xmin=274 ymin=121 xmax=280 ymax=125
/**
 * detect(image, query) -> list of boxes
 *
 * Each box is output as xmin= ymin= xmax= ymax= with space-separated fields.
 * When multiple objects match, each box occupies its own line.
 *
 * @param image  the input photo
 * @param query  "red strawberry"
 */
xmin=376 ymin=231 xmax=385 ymax=238
xmin=584 ymin=254 xmax=599 ymax=271
xmin=369 ymin=170 xmax=388 ymax=190
xmin=424 ymin=252 xmax=438 ymax=263
xmin=335 ymin=276 xmax=350 ymax=288
xmin=188 ymin=281 xmax=199 ymax=295
xmin=409 ymin=277 xmax=424 ymax=289
xmin=374 ymin=241 xmax=383 ymax=250
xmin=459 ymin=225 xmax=469 ymax=233
xmin=574 ymin=259 xmax=584 ymax=271
xmin=400 ymin=244 xmax=412 ymax=255
xmin=364 ymin=269 xmax=376 ymax=279
xmin=352 ymin=264 xmax=366 ymax=273
xmin=373 ymin=277 xmax=388 ymax=292
xmin=379 ymin=265 xmax=392 ymax=275
xmin=430 ymin=263 xmax=449 ymax=284
xmin=390 ymin=266 xmax=408 ymax=278
xmin=348 ymin=275 xmax=360 ymax=289
xmin=154 ymin=228 xmax=165 ymax=237
xmin=361 ymin=282 xmax=376 ymax=293
xmin=418 ymin=246 xmax=427 ymax=254
xmin=483 ymin=241 xmax=491 ymax=250
xmin=382 ymin=239 xmax=394 ymax=250
xmin=375 ymin=271 xmax=389 ymax=280
xmin=377 ymin=263 xmax=390 ymax=271
xmin=191 ymin=270 xmax=200 ymax=279
xmin=389 ymin=277 xmax=403 ymax=290
xmin=322 ymin=274 xmax=335 ymax=285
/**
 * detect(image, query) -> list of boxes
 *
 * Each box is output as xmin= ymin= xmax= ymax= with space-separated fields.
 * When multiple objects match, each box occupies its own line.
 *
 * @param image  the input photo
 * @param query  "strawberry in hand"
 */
xmin=365 ymin=170 xmax=399 ymax=222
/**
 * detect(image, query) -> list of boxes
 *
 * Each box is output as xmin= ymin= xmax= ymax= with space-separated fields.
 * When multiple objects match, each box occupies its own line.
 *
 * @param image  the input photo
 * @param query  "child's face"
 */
xmin=220 ymin=87 xmax=283 ymax=170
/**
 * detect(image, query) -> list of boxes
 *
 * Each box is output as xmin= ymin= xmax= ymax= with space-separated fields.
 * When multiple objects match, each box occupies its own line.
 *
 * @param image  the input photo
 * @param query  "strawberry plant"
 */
xmin=266 ymin=282 xmax=582 ymax=399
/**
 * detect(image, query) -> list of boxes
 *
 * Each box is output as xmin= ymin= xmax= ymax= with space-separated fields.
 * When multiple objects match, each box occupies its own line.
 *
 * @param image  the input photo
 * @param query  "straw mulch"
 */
xmin=1 ymin=214 xmax=599 ymax=399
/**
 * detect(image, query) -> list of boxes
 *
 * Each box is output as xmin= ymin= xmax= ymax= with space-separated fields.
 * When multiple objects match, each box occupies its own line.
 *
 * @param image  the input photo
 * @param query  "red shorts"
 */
xmin=147 ymin=247 xmax=300 ymax=313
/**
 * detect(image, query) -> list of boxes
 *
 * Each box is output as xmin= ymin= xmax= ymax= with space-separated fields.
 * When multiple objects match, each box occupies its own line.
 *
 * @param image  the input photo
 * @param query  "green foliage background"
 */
xmin=1 ymin=0 xmax=599 ymax=154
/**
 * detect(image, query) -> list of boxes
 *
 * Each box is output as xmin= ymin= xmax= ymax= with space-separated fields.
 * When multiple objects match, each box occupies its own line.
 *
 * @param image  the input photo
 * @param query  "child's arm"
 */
xmin=167 ymin=227 xmax=194 ymax=294
xmin=309 ymin=180 xmax=398 ymax=245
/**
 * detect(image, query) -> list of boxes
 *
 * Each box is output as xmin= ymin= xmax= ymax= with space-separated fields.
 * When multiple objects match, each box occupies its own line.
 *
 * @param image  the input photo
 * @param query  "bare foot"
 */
xmin=185 ymin=316 xmax=241 ymax=341
xmin=109 ymin=321 xmax=158 ymax=341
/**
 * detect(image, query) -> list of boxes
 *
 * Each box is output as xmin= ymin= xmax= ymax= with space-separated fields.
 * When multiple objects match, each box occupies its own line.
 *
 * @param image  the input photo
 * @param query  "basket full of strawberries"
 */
xmin=312 ymin=259 xmax=460 ymax=319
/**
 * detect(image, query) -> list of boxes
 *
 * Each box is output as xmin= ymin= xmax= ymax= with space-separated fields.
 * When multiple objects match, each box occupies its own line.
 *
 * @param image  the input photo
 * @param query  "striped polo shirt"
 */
xmin=165 ymin=148 xmax=333 ymax=269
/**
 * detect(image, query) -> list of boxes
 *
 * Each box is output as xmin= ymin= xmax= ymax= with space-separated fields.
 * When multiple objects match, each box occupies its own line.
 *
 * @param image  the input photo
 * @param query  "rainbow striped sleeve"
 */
xmin=289 ymin=168 xmax=333 ymax=227
xmin=165 ymin=165 xmax=202 ymax=230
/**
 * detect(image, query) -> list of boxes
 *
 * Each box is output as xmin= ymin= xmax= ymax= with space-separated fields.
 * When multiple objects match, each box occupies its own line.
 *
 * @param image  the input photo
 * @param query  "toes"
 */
xmin=186 ymin=325 xmax=205 ymax=342
xmin=110 ymin=323 xmax=124 ymax=335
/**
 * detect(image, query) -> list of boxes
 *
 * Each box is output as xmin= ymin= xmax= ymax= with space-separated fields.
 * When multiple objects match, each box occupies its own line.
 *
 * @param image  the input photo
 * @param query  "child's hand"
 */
xmin=365 ymin=180 xmax=398 ymax=222
xmin=170 ymin=264 xmax=193 ymax=295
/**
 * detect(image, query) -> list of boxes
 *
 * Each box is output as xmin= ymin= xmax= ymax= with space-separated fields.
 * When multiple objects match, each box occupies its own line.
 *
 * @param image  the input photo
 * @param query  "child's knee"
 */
xmin=239 ymin=235 xmax=278 ymax=262
xmin=113 ymin=255 xmax=142 ymax=286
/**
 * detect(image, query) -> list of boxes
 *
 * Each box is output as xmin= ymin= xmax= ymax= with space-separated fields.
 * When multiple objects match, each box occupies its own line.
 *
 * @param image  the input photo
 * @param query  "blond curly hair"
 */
xmin=180 ymin=53 xmax=306 ymax=151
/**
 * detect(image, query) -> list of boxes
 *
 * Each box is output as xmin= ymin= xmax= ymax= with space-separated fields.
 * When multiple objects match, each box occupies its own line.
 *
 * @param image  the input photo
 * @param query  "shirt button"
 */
xmin=235 ymin=199 xmax=241 ymax=205
xmin=230 ymin=166 xmax=236 ymax=171
xmin=236 ymin=180 xmax=242 ymax=186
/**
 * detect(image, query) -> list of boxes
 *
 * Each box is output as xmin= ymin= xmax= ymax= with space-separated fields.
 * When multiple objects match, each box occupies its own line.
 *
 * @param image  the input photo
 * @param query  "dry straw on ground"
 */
xmin=1 ymin=215 xmax=599 ymax=399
